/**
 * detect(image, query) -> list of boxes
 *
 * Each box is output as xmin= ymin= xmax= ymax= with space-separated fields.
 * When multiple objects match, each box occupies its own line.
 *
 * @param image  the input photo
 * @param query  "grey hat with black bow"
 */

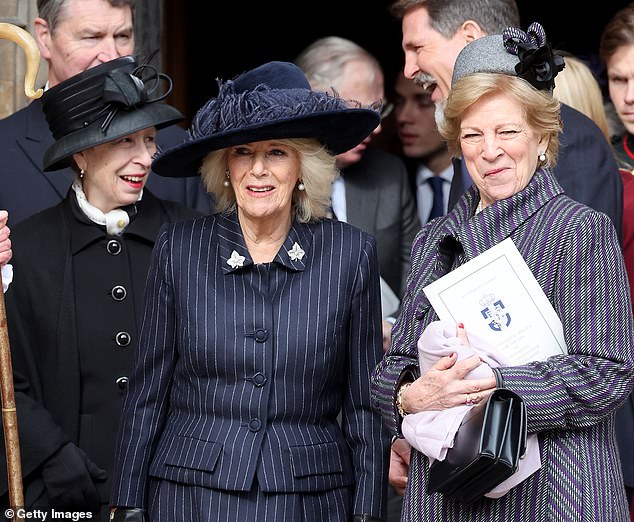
xmin=152 ymin=60 xmax=380 ymax=178
xmin=42 ymin=55 xmax=183 ymax=171
xmin=452 ymin=22 xmax=565 ymax=91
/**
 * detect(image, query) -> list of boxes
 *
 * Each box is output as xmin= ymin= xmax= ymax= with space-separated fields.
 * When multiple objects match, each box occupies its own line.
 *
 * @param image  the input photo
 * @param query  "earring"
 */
xmin=297 ymin=181 xmax=305 ymax=191
xmin=538 ymin=152 xmax=546 ymax=162
xmin=80 ymin=168 xmax=85 ymax=179
xmin=223 ymin=169 xmax=230 ymax=187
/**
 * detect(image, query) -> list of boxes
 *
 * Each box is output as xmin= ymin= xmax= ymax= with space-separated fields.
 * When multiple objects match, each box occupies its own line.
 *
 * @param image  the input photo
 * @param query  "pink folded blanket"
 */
xmin=401 ymin=320 xmax=541 ymax=499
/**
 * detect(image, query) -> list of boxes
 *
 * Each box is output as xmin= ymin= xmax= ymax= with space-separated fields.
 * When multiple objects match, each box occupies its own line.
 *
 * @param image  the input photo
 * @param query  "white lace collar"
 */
xmin=72 ymin=179 xmax=142 ymax=236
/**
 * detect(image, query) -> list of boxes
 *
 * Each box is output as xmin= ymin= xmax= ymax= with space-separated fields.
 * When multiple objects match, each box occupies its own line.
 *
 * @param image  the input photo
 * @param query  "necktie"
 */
xmin=427 ymin=176 xmax=444 ymax=221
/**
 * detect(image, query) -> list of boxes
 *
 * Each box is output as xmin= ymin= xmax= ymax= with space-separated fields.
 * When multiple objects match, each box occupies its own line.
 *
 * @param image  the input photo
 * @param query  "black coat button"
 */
xmin=116 ymin=376 xmax=128 ymax=390
xmin=248 ymin=418 xmax=262 ymax=432
xmin=107 ymin=239 xmax=122 ymax=255
xmin=115 ymin=331 xmax=131 ymax=347
xmin=111 ymin=285 xmax=127 ymax=301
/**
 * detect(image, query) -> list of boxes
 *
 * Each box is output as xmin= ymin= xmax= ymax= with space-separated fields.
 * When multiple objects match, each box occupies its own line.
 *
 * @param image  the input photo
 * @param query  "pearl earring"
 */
xmin=223 ymin=169 xmax=230 ymax=187
xmin=297 ymin=181 xmax=305 ymax=191
xmin=80 ymin=168 xmax=85 ymax=179
xmin=538 ymin=152 xmax=546 ymax=162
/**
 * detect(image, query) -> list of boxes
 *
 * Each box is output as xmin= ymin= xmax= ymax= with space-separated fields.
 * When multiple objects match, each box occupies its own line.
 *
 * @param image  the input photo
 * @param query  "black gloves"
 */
xmin=109 ymin=507 xmax=146 ymax=522
xmin=41 ymin=442 xmax=107 ymax=510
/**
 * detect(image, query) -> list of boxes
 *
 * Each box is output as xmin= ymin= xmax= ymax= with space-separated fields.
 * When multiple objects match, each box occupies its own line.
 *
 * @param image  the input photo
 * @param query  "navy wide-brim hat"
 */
xmin=152 ymin=61 xmax=380 ymax=178
xmin=42 ymin=56 xmax=183 ymax=171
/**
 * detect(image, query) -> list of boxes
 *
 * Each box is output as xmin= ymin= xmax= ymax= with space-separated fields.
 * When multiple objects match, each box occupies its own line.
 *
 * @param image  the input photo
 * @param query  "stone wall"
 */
xmin=0 ymin=0 xmax=45 ymax=118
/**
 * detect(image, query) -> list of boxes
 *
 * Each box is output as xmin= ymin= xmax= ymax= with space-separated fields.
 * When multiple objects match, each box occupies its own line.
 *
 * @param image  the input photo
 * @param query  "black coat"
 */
xmin=0 ymin=189 xmax=201 ymax=506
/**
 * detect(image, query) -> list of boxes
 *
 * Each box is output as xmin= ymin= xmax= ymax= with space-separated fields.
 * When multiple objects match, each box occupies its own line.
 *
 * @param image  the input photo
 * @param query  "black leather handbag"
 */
xmin=427 ymin=388 xmax=527 ymax=505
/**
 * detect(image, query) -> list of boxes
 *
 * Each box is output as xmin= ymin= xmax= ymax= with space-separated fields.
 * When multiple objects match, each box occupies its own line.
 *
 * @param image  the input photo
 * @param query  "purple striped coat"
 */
xmin=371 ymin=168 xmax=634 ymax=521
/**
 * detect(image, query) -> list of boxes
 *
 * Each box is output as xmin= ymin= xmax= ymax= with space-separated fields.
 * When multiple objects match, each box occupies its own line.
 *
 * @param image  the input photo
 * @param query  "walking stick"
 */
xmin=0 ymin=22 xmax=43 ymax=521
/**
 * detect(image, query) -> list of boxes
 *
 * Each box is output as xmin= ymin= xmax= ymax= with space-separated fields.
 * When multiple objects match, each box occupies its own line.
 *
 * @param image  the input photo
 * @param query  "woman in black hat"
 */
xmin=109 ymin=61 xmax=389 ymax=521
xmin=1 ymin=56 xmax=202 ymax=520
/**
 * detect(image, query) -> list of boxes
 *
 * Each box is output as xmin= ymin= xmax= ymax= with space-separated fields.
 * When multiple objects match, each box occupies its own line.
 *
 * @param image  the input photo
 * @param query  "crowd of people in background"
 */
xmin=0 ymin=0 xmax=633 ymax=521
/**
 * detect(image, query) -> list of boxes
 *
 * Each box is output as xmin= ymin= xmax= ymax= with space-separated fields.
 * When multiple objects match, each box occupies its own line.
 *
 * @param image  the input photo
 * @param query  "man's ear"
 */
xmin=459 ymin=20 xmax=487 ymax=45
xmin=33 ymin=17 xmax=52 ymax=60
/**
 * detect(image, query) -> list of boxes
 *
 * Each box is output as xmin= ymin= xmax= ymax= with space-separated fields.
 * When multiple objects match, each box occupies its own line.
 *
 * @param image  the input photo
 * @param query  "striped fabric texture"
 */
xmin=111 ymin=212 xmax=390 ymax=519
xmin=371 ymin=168 xmax=634 ymax=521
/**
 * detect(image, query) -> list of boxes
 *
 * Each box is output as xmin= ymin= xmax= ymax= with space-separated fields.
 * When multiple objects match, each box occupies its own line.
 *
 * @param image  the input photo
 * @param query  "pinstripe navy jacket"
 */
xmin=111 ymin=212 xmax=390 ymax=517
xmin=371 ymin=168 xmax=634 ymax=521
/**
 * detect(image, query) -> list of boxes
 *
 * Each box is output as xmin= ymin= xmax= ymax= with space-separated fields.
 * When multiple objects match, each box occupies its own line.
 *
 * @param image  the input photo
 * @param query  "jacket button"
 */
xmin=248 ymin=418 xmax=262 ymax=432
xmin=116 ymin=376 xmax=128 ymax=390
xmin=107 ymin=239 xmax=122 ymax=255
xmin=115 ymin=331 xmax=131 ymax=347
xmin=111 ymin=285 xmax=127 ymax=301
xmin=254 ymin=329 xmax=268 ymax=342
xmin=252 ymin=373 xmax=267 ymax=387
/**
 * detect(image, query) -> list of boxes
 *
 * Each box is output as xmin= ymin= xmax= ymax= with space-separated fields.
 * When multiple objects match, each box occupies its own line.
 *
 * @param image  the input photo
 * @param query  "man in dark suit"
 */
xmin=342 ymin=146 xmax=420 ymax=299
xmin=393 ymin=72 xmax=454 ymax=225
xmin=0 ymin=0 xmax=212 ymax=225
xmin=295 ymin=36 xmax=420 ymax=336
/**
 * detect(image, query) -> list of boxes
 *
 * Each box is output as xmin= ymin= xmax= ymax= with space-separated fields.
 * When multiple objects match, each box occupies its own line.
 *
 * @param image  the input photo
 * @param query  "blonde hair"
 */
xmin=553 ymin=55 xmax=611 ymax=141
xmin=439 ymin=73 xmax=561 ymax=168
xmin=200 ymin=138 xmax=337 ymax=223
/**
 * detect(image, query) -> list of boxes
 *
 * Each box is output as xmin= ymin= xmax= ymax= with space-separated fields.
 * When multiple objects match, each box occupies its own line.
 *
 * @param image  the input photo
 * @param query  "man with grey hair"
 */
xmin=0 ymin=0 xmax=212 ymax=226
xmin=296 ymin=36 xmax=420 ymax=351
xmin=383 ymin=0 xmax=623 ymax=519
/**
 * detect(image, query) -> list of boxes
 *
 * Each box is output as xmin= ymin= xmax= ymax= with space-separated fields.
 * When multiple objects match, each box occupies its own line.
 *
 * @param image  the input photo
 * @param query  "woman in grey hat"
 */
xmin=109 ymin=60 xmax=389 ymax=522
xmin=0 ymin=56 xmax=201 ymax=521
xmin=371 ymin=22 xmax=634 ymax=521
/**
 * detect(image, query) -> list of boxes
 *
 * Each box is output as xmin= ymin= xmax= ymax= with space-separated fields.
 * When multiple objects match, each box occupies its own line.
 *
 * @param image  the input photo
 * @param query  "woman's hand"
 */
xmin=401 ymin=323 xmax=497 ymax=413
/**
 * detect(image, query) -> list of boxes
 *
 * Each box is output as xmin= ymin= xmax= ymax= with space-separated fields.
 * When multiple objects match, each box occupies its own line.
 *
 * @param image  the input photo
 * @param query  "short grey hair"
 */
xmin=37 ymin=0 xmax=135 ymax=32
xmin=200 ymin=138 xmax=338 ymax=223
xmin=295 ymin=36 xmax=382 ymax=94
xmin=389 ymin=0 xmax=519 ymax=39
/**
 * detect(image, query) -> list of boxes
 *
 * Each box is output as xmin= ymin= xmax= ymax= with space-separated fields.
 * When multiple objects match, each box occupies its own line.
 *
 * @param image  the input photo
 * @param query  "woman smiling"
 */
xmin=2 ymin=56 xmax=201 ymax=519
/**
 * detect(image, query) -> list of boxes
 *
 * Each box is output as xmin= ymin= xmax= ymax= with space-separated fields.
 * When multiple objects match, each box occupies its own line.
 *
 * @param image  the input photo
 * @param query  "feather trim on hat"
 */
xmin=188 ymin=80 xmax=356 ymax=141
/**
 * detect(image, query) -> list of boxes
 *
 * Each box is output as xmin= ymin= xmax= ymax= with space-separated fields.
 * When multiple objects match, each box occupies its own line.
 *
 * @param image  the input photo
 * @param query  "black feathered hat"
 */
xmin=42 ymin=55 xmax=183 ymax=171
xmin=151 ymin=61 xmax=380 ymax=178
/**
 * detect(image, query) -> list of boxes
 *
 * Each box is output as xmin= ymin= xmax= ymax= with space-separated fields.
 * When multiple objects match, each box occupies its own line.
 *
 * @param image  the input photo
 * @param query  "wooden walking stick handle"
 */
xmin=0 ymin=22 xmax=43 ymax=521
xmin=0 ymin=23 xmax=43 ymax=100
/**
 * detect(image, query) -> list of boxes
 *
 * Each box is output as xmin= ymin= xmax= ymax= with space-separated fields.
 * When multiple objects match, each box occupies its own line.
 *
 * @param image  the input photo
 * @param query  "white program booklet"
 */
xmin=423 ymin=238 xmax=567 ymax=364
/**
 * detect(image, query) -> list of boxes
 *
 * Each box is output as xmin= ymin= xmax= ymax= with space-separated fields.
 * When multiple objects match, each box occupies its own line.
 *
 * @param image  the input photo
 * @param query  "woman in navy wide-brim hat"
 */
xmin=110 ymin=61 xmax=390 ymax=522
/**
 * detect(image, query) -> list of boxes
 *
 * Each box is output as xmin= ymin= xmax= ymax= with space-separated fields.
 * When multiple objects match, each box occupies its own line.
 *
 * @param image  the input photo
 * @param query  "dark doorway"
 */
xmin=165 ymin=1 xmax=400 ymax=125
xmin=165 ymin=1 xmax=632 ymax=125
